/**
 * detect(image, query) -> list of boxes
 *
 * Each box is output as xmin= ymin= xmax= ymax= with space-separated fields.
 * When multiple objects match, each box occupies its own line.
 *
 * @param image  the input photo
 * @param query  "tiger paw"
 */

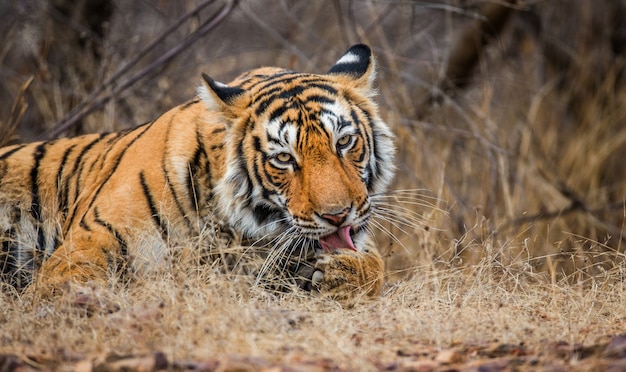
xmin=311 ymin=247 xmax=384 ymax=304
xmin=27 ymin=254 xmax=111 ymax=301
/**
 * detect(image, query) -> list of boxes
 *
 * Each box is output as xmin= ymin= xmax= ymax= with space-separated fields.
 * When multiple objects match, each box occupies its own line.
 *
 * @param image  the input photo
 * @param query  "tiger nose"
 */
xmin=320 ymin=207 xmax=351 ymax=226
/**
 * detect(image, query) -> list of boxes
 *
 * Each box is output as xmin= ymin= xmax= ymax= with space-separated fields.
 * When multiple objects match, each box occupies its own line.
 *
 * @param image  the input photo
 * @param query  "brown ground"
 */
xmin=1 ymin=255 xmax=626 ymax=371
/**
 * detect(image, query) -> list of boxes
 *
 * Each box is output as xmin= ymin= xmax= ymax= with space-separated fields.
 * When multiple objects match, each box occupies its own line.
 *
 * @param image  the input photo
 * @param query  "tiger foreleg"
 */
xmin=29 ymin=232 xmax=121 ymax=297
xmin=312 ymin=246 xmax=384 ymax=304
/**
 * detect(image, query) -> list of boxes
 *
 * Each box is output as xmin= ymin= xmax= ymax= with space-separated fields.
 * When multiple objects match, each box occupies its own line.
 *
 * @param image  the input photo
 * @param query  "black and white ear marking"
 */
xmin=327 ymin=44 xmax=376 ymax=90
xmin=199 ymin=73 xmax=246 ymax=111
xmin=328 ymin=44 xmax=371 ymax=77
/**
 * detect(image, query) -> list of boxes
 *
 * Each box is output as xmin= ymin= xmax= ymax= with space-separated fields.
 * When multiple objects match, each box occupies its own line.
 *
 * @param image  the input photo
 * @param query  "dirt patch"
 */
xmin=3 ymin=335 xmax=626 ymax=371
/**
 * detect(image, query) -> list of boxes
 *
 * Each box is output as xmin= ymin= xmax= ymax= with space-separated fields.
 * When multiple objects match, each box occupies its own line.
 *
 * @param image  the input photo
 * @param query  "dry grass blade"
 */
xmin=1 ymin=243 xmax=625 ymax=370
xmin=0 ymin=76 xmax=33 ymax=147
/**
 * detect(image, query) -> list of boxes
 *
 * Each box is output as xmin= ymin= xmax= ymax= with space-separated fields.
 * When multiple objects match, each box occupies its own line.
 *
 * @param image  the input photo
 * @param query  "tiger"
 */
xmin=0 ymin=44 xmax=395 ymax=301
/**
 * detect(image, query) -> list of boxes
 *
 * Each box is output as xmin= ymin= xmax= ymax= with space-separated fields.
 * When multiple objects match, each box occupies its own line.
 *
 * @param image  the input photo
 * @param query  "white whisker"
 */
xmin=374 ymin=199 xmax=442 ymax=213
xmin=372 ymin=207 xmax=431 ymax=230
xmin=363 ymin=188 xmax=445 ymax=256
xmin=373 ymin=202 xmax=430 ymax=221
xmin=371 ymin=189 xmax=438 ymax=200
xmin=370 ymin=188 xmax=446 ymax=214
xmin=248 ymin=215 xmax=293 ymax=247
xmin=279 ymin=235 xmax=306 ymax=275
xmin=371 ymin=212 xmax=414 ymax=236
xmin=255 ymin=225 xmax=303 ymax=285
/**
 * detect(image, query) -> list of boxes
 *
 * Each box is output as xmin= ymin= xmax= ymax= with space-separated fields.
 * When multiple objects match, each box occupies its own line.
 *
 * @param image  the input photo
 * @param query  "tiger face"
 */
xmin=202 ymin=44 xmax=395 ymax=254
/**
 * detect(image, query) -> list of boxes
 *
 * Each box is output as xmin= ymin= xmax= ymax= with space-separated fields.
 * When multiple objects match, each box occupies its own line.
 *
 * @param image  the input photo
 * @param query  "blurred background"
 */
xmin=1 ymin=0 xmax=625 ymax=282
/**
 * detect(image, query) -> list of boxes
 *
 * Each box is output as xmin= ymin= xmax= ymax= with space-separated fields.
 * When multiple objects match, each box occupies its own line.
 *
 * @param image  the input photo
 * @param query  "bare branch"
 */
xmin=41 ymin=0 xmax=238 ymax=140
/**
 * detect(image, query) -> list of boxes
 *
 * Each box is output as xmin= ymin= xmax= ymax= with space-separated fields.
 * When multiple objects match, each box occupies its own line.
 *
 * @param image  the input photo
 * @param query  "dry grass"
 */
xmin=1 ymin=244 xmax=625 ymax=369
xmin=1 ymin=0 xmax=626 ymax=369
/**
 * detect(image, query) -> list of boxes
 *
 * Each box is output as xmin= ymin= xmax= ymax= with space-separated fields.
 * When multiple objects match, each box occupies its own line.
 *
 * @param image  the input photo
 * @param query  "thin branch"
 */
xmin=41 ymin=0 xmax=238 ymax=140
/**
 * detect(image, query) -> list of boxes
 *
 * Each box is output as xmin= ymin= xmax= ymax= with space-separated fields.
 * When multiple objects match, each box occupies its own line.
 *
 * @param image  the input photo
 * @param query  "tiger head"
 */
xmin=200 ymin=44 xmax=395 ymax=253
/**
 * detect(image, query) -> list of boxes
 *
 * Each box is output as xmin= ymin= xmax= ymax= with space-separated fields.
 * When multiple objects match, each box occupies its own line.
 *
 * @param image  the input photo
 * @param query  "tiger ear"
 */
xmin=198 ymin=73 xmax=249 ymax=114
xmin=327 ymin=44 xmax=376 ymax=91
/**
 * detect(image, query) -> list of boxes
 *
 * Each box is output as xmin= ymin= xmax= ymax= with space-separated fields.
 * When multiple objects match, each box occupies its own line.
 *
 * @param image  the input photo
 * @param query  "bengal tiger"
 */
xmin=0 ymin=44 xmax=395 ymax=301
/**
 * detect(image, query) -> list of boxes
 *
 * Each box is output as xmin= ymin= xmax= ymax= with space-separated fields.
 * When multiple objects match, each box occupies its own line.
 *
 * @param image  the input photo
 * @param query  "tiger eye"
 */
xmin=275 ymin=152 xmax=293 ymax=163
xmin=337 ymin=134 xmax=352 ymax=147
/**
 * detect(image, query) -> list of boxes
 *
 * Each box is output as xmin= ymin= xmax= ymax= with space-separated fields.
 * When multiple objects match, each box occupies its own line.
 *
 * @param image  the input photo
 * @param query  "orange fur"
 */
xmin=0 ymin=45 xmax=395 ymax=301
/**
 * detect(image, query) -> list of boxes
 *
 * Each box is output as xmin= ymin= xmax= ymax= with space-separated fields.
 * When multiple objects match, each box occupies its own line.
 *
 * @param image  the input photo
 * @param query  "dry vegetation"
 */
xmin=1 ymin=0 xmax=626 ymax=370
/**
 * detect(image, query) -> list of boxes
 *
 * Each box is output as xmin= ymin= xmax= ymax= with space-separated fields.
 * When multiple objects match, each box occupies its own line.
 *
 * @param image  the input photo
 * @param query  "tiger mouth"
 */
xmin=319 ymin=225 xmax=356 ymax=252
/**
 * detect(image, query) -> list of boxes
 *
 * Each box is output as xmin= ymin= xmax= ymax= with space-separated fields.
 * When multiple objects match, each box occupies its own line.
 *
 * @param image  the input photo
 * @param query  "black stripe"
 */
xmin=186 ymin=137 xmax=209 ymax=214
xmin=68 ymin=135 xmax=107 ymax=201
xmin=234 ymin=135 xmax=253 ymax=201
xmin=210 ymin=127 xmax=226 ymax=135
xmin=87 ymin=151 xmax=105 ymax=173
xmin=29 ymin=142 xmax=48 ymax=251
xmin=254 ymin=75 xmax=327 ymax=94
xmin=305 ymin=83 xmax=338 ymax=95
xmin=254 ymin=88 xmax=283 ymax=117
xmin=253 ymin=83 xmax=338 ymax=119
xmin=195 ymin=128 xmax=211 ymax=184
xmin=304 ymin=95 xmax=334 ymax=105
xmin=106 ymin=129 xmax=129 ymax=144
xmin=64 ymin=135 xmax=109 ymax=228
xmin=68 ymin=135 xmax=108 ymax=176
xmin=93 ymin=207 xmax=128 ymax=257
xmin=243 ymin=116 xmax=255 ymax=132
xmin=164 ymin=169 xmax=195 ymax=229
xmin=74 ymin=124 xmax=152 ymax=227
xmin=252 ymin=204 xmax=282 ymax=226
xmin=79 ymin=217 xmax=92 ymax=232
xmin=354 ymin=142 xmax=367 ymax=163
xmin=251 ymin=75 xmax=330 ymax=115
xmin=351 ymin=107 xmax=375 ymax=190
xmin=57 ymin=144 xmax=77 ymax=218
xmin=277 ymin=120 xmax=292 ymax=141
xmin=29 ymin=143 xmax=46 ymax=220
xmin=250 ymin=144 xmax=279 ymax=196
xmin=0 ymin=144 xmax=26 ymax=160
xmin=162 ymin=120 xmax=195 ymax=231
xmin=252 ymin=136 xmax=263 ymax=152
xmin=338 ymin=116 xmax=352 ymax=130
xmin=267 ymin=105 xmax=288 ymax=123
xmin=179 ymin=98 xmax=200 ymax=111
xmin=139 ymin=171 xmax=168 ymax=241
xmin=242 ymin=71 xmax=297 ymax=90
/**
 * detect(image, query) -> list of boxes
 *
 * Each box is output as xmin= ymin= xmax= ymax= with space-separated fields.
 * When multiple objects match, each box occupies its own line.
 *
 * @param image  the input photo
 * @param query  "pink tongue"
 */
xmin=319 ymin=226 xmax=356 ymax=252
